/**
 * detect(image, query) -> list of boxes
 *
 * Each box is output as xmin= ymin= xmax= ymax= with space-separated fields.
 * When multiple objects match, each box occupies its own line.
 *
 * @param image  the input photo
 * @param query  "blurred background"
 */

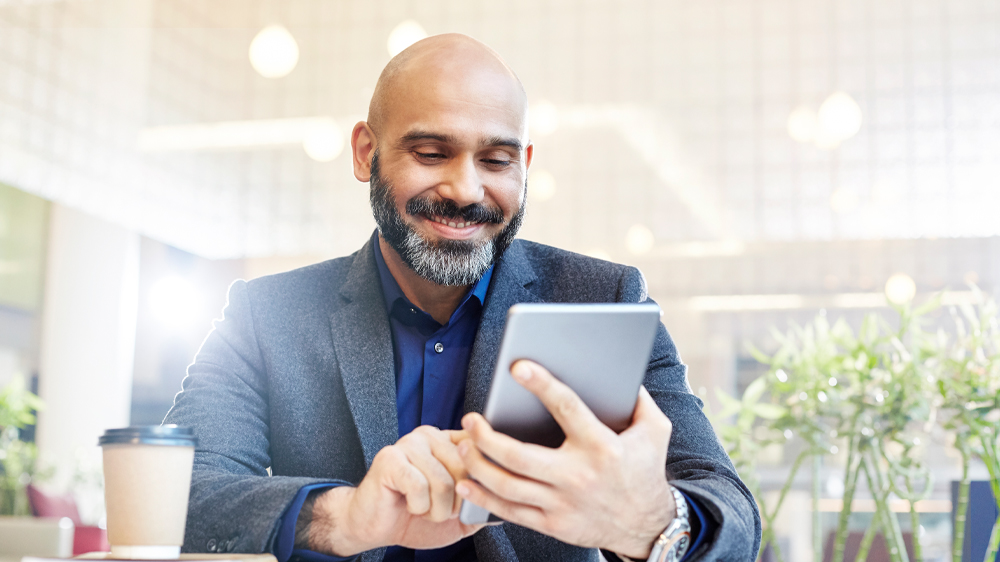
xmin=1 ymin=0 xmax=998 ymax=560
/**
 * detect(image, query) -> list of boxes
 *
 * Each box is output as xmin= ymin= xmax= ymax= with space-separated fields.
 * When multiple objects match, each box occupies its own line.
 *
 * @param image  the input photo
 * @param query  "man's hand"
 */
xmin=454 ymin=360 xmax=677 ymax=560
xmin=307 ymin=426 xmax=485 ymax=556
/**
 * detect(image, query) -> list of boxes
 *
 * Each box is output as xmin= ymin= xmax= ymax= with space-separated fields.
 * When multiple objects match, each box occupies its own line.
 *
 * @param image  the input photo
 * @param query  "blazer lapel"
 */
xmin=464 ymin=240 xmax=540 ymax=416
xmin=473 ymin=525 xmax=520 ymax=562
xmin=466 ymin=242 xmax=537 ymax=561
xmin=330 ymin=238 xmax=399 ymax=470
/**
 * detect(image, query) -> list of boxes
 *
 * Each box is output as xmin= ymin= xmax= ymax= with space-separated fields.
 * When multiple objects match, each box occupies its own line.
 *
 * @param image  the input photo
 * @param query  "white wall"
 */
xmin=36 ymin=204 xmax=140 ymax=489
xmin=0 ymin=0 xmax=154 ymax=251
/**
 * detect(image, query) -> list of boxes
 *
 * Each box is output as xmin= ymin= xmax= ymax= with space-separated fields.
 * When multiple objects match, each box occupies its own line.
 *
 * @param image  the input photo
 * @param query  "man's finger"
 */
xmin=455 ymin=478 xmax=547 ymax=532
xmin=510 ymin=360 xmax=613 ymax=444
xmin=625 ymin=386 xmax=673 ymax=444
xmin=445 ymin=429 xmax=470 ymax=445
xmin=405 ymin=428 xmax=466 ymax=521
xmin=404 ymin=448 xmax=458 ymax=522
xmin=456 ymin=437 xmax=553 ymax=507
xmin=425 ymin=429 xmax=471 ymax=514
xmin=384 ymin=448 xmax=431 ymax=515
xmin=461 ymin=413 xmax=561 ymax=483
xmin=418 ymin=427 xmax=468 ymax=483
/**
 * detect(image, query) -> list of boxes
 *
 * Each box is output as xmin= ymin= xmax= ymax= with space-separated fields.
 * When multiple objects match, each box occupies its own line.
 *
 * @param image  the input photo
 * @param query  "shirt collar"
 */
xmin=371 ymin=230 xmax=494 ymax=324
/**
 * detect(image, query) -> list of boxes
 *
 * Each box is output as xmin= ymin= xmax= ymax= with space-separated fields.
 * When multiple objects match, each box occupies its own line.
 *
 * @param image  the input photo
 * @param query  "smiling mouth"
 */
xmin=425 ymin=214 xmax=484 ymax=229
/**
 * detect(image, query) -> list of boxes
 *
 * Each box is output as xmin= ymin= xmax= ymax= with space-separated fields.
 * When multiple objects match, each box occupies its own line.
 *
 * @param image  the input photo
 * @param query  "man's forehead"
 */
xmin=369 ymin=34 xmax=528 ymax=141
xmin=382 ymin=75 xmax=528 ymax=147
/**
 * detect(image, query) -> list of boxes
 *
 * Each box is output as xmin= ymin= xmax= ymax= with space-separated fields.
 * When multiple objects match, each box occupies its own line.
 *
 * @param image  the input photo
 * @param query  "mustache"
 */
xmin=405 ymin=196 xmax=505 ymax=225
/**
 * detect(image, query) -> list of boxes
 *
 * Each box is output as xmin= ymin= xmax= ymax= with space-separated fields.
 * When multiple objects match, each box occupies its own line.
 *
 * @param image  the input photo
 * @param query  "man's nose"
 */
xmin=436 ymin=155 xmax=484 ymax=208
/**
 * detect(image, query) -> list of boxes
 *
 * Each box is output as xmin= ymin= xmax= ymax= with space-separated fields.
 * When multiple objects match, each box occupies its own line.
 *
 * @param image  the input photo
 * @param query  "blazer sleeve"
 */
xmin=163 ymin=280 xmax=343 ymax=555
xmin=615 ymin=266 xmax=762 ymax=561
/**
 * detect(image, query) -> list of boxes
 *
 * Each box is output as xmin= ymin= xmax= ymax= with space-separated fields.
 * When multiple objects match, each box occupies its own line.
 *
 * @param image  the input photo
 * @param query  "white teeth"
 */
xmin=429 ymin=215 xmax=477 ymax=228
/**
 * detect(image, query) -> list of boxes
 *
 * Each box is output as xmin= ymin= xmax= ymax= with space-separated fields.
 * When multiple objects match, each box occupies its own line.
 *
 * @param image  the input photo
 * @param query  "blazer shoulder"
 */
xmin=241 ymin=251 xmax=359 ymax=305
xmin=512 ymin=239 xmax=646 ymax=303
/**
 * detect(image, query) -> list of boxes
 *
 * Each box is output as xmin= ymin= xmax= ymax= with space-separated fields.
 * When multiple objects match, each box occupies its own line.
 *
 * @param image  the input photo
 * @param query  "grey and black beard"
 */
xmin=369 ymin=152 xmax=525 ymax=286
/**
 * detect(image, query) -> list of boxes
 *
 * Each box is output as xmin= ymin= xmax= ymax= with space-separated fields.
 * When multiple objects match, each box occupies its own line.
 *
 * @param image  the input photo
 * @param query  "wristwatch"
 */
xmin=624 ymin=486 xmax=691 ymax=562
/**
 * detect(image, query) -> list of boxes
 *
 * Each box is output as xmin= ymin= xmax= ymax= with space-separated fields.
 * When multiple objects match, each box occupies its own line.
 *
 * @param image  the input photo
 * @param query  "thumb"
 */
xmin=630 ymin=386 xmax=673 ymax=444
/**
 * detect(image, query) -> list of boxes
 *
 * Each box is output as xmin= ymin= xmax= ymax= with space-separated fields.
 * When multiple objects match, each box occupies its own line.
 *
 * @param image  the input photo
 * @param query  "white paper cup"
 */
xmin=99 ymin=426 xmax=197 ymax=560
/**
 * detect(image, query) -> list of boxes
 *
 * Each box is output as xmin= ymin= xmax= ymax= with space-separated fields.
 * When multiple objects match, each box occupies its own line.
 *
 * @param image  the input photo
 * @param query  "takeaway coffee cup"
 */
xmin=99 ymin=425 xmax=197 ymax=560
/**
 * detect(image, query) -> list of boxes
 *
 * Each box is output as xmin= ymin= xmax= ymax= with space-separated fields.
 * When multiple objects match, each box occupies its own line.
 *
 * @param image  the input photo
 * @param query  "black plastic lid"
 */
xmin=98 ymin=425 xmax=197 ymax=447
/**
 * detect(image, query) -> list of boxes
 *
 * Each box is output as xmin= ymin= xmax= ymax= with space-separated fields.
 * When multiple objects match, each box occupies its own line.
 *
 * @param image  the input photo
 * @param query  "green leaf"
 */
xmin=745 ymin=342 xmax=772 ymax=365
xmin=913 ymin=293 xmax=943 ymax=317
xmin=959 ymin=302 xmax=978 ymax=326
xmin=743 ymin=376 xmax=768 ymax=406
xmin=753 ymin=403 xmax=786 ymax=419
xmin=713 ymin=389 xmax=743 ymax=419
xmin=736 ymin=411 xmax=756 ymax=432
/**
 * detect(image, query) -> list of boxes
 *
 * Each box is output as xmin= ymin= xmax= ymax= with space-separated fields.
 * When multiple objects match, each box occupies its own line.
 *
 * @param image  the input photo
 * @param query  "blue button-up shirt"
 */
xmin=374 ymin=233 xmax=491 ymax=562
xmin=273 ymin=232 xmax=710 ymax=562
xmin=377 ymin=240 xmax=493 ymax=442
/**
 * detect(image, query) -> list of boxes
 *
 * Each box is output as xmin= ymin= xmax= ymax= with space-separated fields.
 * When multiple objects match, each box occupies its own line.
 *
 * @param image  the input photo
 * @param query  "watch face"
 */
xmin=672 ymin=533 xmax=690 ymax=561
xmin=677 ymin=535 xmax=689 ymax=553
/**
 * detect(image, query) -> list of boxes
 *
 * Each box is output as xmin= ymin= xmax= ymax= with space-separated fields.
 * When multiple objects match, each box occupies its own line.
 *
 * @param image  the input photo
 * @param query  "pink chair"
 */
xmin=26 ymin=484 xmax=110 ymax=555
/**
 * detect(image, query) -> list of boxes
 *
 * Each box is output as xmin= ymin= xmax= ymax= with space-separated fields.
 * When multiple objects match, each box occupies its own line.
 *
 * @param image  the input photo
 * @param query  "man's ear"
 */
xmin=524 ymin=142 xmax=534 ymax=172
xmin=351 ymin=121 xmax=377 ymax=182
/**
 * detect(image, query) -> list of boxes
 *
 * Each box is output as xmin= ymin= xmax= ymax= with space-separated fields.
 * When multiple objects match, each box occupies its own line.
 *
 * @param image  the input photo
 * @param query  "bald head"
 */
xmin=367 ymin=33 xmax=527 ymax=139
xmin=352 ymin=33 xmax=532 ymax=290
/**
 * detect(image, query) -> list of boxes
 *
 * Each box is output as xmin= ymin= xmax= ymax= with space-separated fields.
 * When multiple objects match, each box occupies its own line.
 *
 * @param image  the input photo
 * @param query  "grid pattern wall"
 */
xmin=0 ymin=1 xmax=153 ymax=231
xmin=0 ymin=0 xmax=998 ymax=259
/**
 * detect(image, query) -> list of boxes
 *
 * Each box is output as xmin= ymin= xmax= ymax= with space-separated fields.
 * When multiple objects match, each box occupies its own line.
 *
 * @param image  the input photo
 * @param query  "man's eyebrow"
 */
xmin=483 ymin=135 xmax=523 ymax=152
xmin=399 ymin=131 xmax=457 ymax=145
xmin=398 ymin=131 xmax=523 ymax=152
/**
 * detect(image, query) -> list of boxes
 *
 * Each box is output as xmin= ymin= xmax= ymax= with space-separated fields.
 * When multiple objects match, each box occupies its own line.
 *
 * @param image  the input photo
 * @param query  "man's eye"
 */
xmin=483 ymin=159 xmax=511 ymax=168
xmin=415 ymin=152 xmax=445 ymax=160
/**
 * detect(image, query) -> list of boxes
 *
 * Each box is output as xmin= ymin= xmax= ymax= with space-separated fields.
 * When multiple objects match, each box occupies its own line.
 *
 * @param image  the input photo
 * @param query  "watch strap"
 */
xmin=644 ymin=486 xmax=691 ymax=562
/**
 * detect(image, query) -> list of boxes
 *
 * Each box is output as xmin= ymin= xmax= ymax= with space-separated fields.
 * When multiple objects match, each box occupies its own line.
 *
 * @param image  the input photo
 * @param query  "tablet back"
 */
xmin=482 ymin=302 xmax=661 ymax=448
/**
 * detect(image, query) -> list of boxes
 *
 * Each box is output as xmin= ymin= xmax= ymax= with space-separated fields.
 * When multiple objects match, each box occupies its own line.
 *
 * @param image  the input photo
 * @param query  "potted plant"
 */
xmin=707 ymin=375 xmax=796 ymax=562
xmin=0 ymin=373 xmax=45 ymax=515
xmin=715 ymin=298 xmax=941 ymax=562
xmin=713 ymin=287 xmax=1000 ymax=562
xmin=931 ymin=288 xmax=1000 ymax=562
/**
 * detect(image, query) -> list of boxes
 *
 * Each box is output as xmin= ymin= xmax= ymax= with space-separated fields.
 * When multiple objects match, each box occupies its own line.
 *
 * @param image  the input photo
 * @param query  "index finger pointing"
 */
xmin=445 ymin=429 xmax=470 ymax=445
xmin=510 ymin=360 xmax=614 ymax=444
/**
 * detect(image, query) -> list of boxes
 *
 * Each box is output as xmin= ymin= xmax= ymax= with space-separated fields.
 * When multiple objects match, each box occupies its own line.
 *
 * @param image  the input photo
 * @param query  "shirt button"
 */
xmin=434 ymin=342 xmax=444 ymax=353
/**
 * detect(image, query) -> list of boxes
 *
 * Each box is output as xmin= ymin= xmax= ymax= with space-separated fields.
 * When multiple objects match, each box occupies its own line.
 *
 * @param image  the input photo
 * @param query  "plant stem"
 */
xmin=982 ymin=435 xmax=1000 ymax=562
xmin=770 ymin=451 xmax=810 ymax=522
xmin=985 ymin=434 xmax=1000 ymax=507
xmin=770 ymin=529 xmax=788 ymax=562
xmin=906 ymin=472 xmax=923 ymax=562
xmin=834 ymin=436 xmax=862 ymax=562
xmin=954 ymin=450 xmax=971 ymax=562
xmin=874 ymin=445 xmax=911 ymax=562
xmin=908 ymin=500 xmax=922 ymax=562
xmin=814 ymin=454 xmax=823 ymax=562
xmin=984 ymin=519 xmax=1000 ymax=562
xmin=864 ymin=451 xmax=909 ymax=562
xmin=853 ymin=511 xmax=881 ymax=562
xmin=759 ymin=451 xmax=809 ymax=562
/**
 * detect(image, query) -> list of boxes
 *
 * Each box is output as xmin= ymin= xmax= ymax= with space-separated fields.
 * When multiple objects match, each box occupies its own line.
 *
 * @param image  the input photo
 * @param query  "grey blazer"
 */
xmin=163 ymin=237 xmax=761 ymax=562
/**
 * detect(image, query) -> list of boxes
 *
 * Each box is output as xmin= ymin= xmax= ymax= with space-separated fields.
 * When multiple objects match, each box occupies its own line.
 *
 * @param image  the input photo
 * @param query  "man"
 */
xmin=164 ymin=34 xmax=759 ymax=562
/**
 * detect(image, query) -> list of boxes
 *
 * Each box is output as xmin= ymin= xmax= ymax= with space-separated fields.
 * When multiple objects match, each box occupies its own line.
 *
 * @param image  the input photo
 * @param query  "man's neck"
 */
xmin=377 ymin=235 xmax=471 ymax=325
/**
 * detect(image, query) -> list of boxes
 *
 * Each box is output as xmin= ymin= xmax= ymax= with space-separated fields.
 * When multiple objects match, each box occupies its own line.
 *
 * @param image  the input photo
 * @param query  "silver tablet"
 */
xmin=459 ymin=302 xmax=661 ymax=525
